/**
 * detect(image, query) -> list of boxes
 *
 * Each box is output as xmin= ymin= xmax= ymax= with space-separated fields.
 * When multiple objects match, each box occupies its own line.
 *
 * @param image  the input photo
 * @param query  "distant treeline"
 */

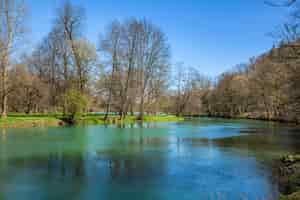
xmin=201 ymin=43 xmax=300 ymax=123
xmin=0 ymin=0 xmax=300 ymax=123
xmin=200 ymin=3 xmax=300 ymax=123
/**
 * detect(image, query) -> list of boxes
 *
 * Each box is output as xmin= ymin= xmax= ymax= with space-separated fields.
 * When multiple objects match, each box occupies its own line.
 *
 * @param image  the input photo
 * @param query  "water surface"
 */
xmin=0 ymin=118 xmax=299 ymax=200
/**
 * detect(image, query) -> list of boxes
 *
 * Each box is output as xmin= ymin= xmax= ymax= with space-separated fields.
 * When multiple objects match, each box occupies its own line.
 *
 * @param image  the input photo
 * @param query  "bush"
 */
xmin=62 ymin=89 xmax=88 ymax=121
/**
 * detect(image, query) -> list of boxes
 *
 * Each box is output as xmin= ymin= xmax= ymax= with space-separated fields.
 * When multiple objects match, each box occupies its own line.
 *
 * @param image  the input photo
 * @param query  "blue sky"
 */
xmin=27 ymin=0 xmax=290 ymax=76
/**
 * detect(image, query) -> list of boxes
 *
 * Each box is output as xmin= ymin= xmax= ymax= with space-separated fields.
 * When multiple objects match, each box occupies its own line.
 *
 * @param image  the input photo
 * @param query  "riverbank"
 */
xmin=274 ymin=155 xmax=300 ymax=200
xmin=0 ymin=114 xmax=184 ymax=128
xmin=188 ymin=113 xmax=300 ymax=125
xmin=0 ymin=115 xmax=64 ymax=128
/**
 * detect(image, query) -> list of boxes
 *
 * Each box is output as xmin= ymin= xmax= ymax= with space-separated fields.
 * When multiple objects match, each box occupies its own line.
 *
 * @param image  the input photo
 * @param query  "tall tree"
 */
xmin=56 ymin=0 xmax=87 ymax=92
xmin=135 ymin=20 xmax=170 ymax=120
xmin=99 ymin=19 xmax=170 ymax=119
xmin=265 ymin=0 xmax=297 ymax=6
xmin=99 ymin=21 xmax=123 ymax=120
xmin=0 ymin=0 xmax=26 ymax=117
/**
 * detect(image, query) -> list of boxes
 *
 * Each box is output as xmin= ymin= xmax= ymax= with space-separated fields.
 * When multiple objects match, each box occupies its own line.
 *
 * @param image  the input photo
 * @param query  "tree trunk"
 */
xmin=1 ymin=54 xmax=8 ymax=118
xmin=120 ymin=51 xmax=134 ymax=120
xmin=105 ymin=49 xmax=118 ymax=121
xmin=63 ymin=50 xmax=69 ymax=91
xmin=138 ymin=95 xmax=145 ymax=120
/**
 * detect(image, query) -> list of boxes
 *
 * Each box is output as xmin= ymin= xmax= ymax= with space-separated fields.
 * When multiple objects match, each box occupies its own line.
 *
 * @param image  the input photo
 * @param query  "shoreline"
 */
xmin=1 ymin=113 xmax=298 ymax=129
xmin=0 ymin=114 xmax=184 ymax=128
xmin=185 ymin=114 xmax=300 ymax=125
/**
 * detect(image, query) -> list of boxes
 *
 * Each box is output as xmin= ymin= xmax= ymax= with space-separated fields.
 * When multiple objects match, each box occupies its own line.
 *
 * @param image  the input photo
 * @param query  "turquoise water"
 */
xmin=0 ymin=118 xmax=299 ymax=200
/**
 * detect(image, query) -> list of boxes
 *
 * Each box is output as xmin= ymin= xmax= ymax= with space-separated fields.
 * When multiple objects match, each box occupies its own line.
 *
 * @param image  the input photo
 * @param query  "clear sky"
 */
xmin=26 ymin=0 xmax=290 ymax=76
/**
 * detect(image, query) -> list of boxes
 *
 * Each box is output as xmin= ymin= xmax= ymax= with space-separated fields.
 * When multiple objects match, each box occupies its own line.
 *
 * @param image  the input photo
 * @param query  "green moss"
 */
xmin=277 ymin=155 xmax=300 ymax=199
xmin=280 ymin=191 xmax=300 ymax=200
xmin=281 ymin=155 xmax=300 ymax=163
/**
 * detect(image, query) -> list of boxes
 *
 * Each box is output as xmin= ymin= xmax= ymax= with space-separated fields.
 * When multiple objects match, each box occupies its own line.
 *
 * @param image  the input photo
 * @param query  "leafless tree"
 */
xmin=99 ymin=19 xmax=170 ymax=119
xmin=99 ymin=21 xmax=122 ymax=120
xmin=172 ymin=63 xmax=210 ymax=116
xmin=10 ymin=64 xmax=49 ymax=113
xmin=0 ymin=0 xmax=27 ymax=117
xmin=56 ymin=1 xmax=87 ymax=92
xmin=135 ymin=20 xmax=170 ymax=120
xmin=265 ymin=0 xmax=297 ymax=6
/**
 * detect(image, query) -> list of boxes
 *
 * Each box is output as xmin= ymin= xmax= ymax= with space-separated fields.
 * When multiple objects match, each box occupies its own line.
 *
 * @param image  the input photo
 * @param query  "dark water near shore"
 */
xmin=0 ymin=118 xmax=300 ymax=200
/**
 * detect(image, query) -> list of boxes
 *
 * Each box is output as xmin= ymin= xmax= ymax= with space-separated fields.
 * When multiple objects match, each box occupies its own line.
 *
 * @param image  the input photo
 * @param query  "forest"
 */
xmin=0 ymin=0 xmax=300 ymax=123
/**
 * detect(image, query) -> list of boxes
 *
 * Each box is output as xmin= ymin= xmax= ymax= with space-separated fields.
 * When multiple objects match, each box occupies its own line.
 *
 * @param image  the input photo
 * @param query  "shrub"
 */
xmin=62 ymin=89 xmax=88 ymax=122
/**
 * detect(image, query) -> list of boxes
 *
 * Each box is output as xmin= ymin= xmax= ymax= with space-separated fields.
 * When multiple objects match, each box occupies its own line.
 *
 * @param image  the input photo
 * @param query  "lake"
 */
xmin=0 ymin=118 xmax=299 ymax=200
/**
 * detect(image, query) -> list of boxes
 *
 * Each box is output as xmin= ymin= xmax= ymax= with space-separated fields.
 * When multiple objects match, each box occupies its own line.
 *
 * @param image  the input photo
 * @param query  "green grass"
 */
xmin=76 ymin=114 xmax=184 ymax=125
xmin=0 ymin=115 xmax=63 ymax=128
xmin=143 ymin=115 xmax=184 ymax=122
xmin=0 ymin=113 xmax=184 ymax=128
xmin=280 ymin=191 xmax=300 ymax=200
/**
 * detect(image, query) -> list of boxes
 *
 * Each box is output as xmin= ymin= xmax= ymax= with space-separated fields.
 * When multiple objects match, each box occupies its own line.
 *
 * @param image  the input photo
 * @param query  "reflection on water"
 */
xmin=0 ymin=118 xmax=299 ymax=200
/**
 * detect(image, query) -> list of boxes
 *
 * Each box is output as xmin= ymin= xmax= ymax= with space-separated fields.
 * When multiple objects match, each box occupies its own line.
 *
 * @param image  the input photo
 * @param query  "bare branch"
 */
xmin=264 ymin=0 xmax=297 ymax=6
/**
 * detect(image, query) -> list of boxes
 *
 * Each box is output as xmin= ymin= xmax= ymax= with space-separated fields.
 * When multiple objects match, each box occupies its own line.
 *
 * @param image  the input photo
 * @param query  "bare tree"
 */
xmin=99 ymin=21 xmax=122 ymax=120
xmin=99 ymin=19 xmax=170 ymax=120
xmin=0 ymin=0 xmax=26 ymax=117
xmin=27 ymin=27 xmax=70 ymax=111
xmin=9 ymin=63 xmax=49 ymax=113
xmin=136 ymin=19 xmax=170 ymax=120
xmin=25 ymin=1 xmax=96 ymax=113
xmin=72 ymin=39 xmax=97 ymax=92
xmin=56 ymin=0 xmax=87 ymax=92
xmin=265 ymin=0 xmax=297 ymax=6
xmin=118 ymin=19 xmax=140 ymax=119
xmin=173 ymin=64 xmax=209 ymax=116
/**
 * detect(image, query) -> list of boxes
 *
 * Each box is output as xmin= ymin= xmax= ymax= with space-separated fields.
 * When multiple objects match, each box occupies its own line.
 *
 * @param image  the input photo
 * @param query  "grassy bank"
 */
xmin=0 ymin=115 xmax=64 ymax=128
xmin=75 ymin=114 xmax=184 ymax=125
xmin=0 ymin=113 xmax=184 ymax=128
